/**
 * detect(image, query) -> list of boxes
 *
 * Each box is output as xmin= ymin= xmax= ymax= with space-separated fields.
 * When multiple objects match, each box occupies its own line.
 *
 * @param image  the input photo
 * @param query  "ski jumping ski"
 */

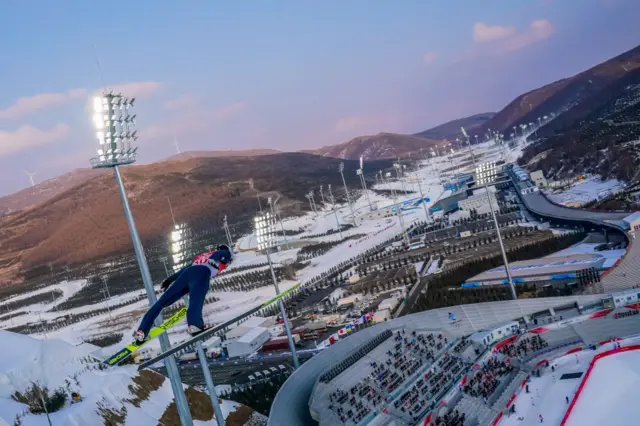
xmin=104 ymin=307 xmax=188 ymax=366
xmin=137 ymin=282 xmax=303 ymax=370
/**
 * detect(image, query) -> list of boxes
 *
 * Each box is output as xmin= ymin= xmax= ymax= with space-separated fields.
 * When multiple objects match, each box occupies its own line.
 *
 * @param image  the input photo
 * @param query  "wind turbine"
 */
xmin=25 ymin=171 xmax=37 ymax=187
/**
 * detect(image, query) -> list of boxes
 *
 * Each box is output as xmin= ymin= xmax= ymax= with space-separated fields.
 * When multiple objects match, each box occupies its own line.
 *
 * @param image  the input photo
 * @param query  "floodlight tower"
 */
xmin=327 ymin=185 xmax=343 ymax=238
xmin=306 ymin=193 xmax=318 ymax=217
xmin=222 ymin=215 xmax=233 ymax=249
xmin=469 ymin=144 xmax=517 ymax=301
xmin=90 ymin=92 xmax=194 ymax=426
xmin=319 ymin=185 xmax=325 ymax=205
xmin=169 ymin=225 xmax=225 ymax=426
xmin=338 ymin=162 xmax=357 ymax=226
xmin=254 ymin=212 xmax=300 ymax=368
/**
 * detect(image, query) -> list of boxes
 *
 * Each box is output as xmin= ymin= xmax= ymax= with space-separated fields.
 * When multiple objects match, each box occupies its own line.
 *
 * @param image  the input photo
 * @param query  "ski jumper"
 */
xmin=137 ymin=249 xmax=231 ymax=336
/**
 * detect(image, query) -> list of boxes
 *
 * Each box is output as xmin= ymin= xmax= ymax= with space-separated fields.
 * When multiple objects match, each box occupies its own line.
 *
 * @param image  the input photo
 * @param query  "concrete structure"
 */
xmin=267 ymin=295 xmax=603 ymax=426
xmin=226 ymin=326 xmax=270 ymax=358
xmin=530 ymin=170 xmax=547 ymax=188
xmin=458 ymin=191 xmax=499 ymax=213
xmin=465 ymin=254 xmax=607 ymax=287
xmin=337 ymin=294 xmax=363 ymax=308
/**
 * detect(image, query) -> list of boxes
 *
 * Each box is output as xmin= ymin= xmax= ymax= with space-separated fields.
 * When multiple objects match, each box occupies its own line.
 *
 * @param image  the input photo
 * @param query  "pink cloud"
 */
xmin=0 ymin=89 xmax=86 ymax=119
xmin=473 ymin=23 xmax=517 ymax=43
xmin=499 ymin=19 xmax=554 ymax=53
xmin=422 ymin=51 xmax=439 ymax=65
xmin=457 ymin=19 xmax=554 ymax=62
xmin=0 ymin=124 xmax=70 ymax=157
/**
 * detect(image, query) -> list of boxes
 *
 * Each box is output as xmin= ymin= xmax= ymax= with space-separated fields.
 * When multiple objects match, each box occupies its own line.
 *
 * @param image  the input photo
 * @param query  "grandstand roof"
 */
xmin=267 ymin=295 xmax=603 ymax=426
xmin=466 ymin=254 xmax=606 ymax=283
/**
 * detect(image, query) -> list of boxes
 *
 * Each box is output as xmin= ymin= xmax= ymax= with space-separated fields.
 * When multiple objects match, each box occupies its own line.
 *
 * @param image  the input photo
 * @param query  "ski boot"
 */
xmin=187 ymin=323 xmax=215 ymax=337
xmin=133 ymin=330 xmax=147 ymax=345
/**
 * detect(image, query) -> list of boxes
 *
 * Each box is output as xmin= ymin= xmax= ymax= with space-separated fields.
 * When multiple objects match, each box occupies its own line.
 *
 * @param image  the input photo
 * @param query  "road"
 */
xmin=154 ymin=350 xmax=316 ymax=387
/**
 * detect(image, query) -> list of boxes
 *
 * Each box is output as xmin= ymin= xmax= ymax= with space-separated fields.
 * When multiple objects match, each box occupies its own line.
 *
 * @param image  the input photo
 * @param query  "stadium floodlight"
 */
xmin=254 ymin=213 xmax=300 ymax=368
xmin=473 ymin=161 xmax=517 ymax=301
xmin=89 ymin=92 xmax=193 ymax=426
xmin=339 ymin=162 xmax=358 ymax=226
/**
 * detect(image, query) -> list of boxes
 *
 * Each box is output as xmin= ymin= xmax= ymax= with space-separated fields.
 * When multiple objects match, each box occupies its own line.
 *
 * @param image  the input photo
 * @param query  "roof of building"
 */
xmin=235 ymin=326 xmax=268 ymax=344
xmin=467 ymin=254 xmax=607 ymax=282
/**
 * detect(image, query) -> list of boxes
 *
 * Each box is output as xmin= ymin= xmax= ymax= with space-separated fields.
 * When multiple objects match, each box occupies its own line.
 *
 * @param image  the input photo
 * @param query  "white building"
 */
xmin=226 ymin=326 xmax=271 ymax=358
xmin=225 ymin=316 xmax=275 ymax=340
xmin=458 ymin=191 xmax=499 ymax=213
xmin=530 ymin=170 xmax=547 ymax=188
xmin=623 ymin=212 xmax=640 ymax=233
xmin=328 ymin=288 xmax=346 ymax=304
xmin=378 ymin=296 xmax=399 ymax=313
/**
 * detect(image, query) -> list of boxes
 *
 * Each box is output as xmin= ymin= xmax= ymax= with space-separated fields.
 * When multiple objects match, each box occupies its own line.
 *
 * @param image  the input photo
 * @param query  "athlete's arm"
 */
xmin=160 ymin=266 xmax=188 ymax=292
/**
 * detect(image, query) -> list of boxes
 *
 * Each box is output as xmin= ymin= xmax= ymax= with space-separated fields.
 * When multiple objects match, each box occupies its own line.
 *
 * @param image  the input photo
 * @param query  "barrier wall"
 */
xmin=559 ymin=344 xmax=640 ymax=426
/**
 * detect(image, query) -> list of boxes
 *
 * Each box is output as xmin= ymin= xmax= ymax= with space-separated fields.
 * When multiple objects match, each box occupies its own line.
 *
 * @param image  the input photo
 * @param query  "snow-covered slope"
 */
xmin=0 ymin=331 xmax=265 ymax=426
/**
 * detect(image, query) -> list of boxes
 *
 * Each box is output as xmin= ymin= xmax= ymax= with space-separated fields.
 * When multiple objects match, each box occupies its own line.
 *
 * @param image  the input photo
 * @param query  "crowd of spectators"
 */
xmin=499 ymin=334 xmax=548 ymax=358
xmin=327 ymin=383 xmax=381 ymax=424
xmin=326 ymin=329 xmax=449 ymax=425
xmin=434 ymin=409 xmax=466 ymax=426
xmin=394 ymin=351 xmax=464 ymax=423
xmin=462 ymin=357 xmax=514 ymax=400
xmin=452 ymin=336 xmax=470 ymax=354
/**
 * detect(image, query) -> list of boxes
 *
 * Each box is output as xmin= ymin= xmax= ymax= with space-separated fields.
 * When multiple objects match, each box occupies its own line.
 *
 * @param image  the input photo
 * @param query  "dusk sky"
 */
xmin=0 ymin=0 xmax=639 ymax=196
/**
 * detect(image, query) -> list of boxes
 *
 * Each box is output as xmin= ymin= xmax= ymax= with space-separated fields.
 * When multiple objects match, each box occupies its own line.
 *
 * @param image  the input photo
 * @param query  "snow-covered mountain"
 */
xmin=0 ymin=331 xmax=266 ymax=426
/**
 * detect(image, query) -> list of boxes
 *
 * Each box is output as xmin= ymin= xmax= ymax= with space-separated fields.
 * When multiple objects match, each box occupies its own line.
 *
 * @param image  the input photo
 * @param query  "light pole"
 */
xmin=268 ymin=197 xmax=289 ymax=248
xmin=101 ymin=275 xmax=113 ymax=322
xmin=474 ymin=167 xmax=517 ymax=300
xmin=319 ymin=185 xmax=325 ymax=205
xmin=90 ymin=92 xmax=193 ymax=426
xmin=339 ymin=162 xmax=357 ymax=226
xmin=254 ymin=212 xmax=300 ymax=369
xmin=392 ymin=164 xmax=409 ymax=246
xmin=306 ymin=193 xmax=317 ymax=217
xmin=222 ymin=215 xmax=233 ymax=249
xmin=327 ymin=184 xmax=344 ymax=238
xmin=170 ymin=226 xmax=225 ymax=426
xmin=357 ymin=169 xmax=373 ymax=211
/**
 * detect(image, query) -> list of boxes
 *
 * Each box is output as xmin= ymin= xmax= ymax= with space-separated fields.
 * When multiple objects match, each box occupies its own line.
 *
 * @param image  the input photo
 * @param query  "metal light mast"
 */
xmin=339 ymin=162 xmax=357 ymax=226
xmin=90 ymin=92 xmax=193 ymax=426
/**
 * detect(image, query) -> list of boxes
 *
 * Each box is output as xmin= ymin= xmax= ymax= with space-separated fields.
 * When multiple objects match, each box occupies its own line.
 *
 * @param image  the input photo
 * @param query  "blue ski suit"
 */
xmin=137 ymin=248 xmax=232 ymax=336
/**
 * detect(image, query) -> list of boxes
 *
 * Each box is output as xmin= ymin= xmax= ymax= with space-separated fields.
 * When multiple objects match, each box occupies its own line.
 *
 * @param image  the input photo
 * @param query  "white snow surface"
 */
xmin=564 ymin=348 xmax=640 ymax=426
xmin=0 ymin=331 xmax=248 ymax=426
xmin=544 ymin=176 xmax=624 ymax=207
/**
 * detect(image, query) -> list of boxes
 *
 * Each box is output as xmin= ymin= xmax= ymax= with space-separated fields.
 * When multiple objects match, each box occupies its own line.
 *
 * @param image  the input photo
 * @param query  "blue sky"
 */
xmin=0 ymin=0 xmax=638 ymax=195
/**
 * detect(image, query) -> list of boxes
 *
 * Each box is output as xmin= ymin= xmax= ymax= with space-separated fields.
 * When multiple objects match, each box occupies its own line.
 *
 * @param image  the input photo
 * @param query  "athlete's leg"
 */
xmin=186 ymin=265 xmax=212 ymax=329
xmin=137 ymin=271 xmax=189 ymax=335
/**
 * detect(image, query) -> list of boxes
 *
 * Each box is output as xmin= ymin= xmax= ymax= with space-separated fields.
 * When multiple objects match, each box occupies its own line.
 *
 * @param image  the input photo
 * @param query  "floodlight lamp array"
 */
xmin=169 ymin=223 xmax=191 ymax=271
xmin=90 ymin=92 xmax=139 ymax=169
xmin=254 ymin=213 xmax=277 ymax=251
